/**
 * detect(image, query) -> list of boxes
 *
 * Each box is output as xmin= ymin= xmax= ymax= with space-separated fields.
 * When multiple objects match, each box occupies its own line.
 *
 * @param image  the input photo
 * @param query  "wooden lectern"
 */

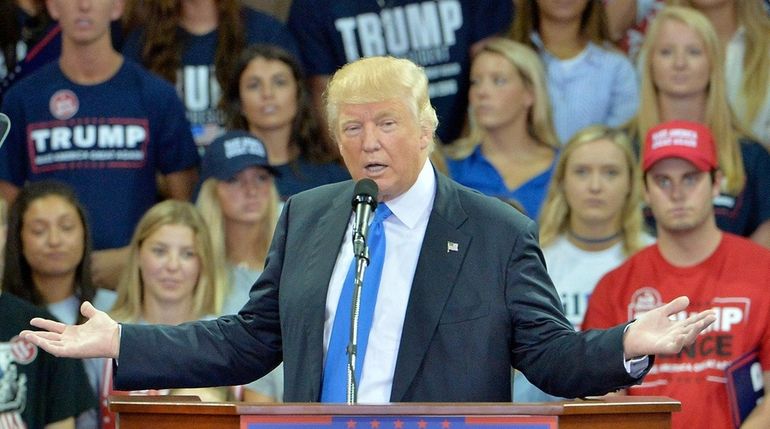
xmin=109 ymin=395 xmax=680 ymax=429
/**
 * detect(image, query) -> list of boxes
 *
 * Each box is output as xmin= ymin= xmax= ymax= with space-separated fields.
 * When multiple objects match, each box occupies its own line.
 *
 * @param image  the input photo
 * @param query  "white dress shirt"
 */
xmin=323 ymin=160 xmax=436 ymax=403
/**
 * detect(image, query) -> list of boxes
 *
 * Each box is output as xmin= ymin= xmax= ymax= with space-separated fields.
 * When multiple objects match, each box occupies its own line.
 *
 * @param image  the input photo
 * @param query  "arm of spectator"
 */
xmin=750 ymin=220 xmax=770 ymax=249
xmin=607 ymin=56 xmax=640 ymax=128
xmin=243 ymin=388 xmax=278 ymax=403
xmin=164 ymin=167 xmax=198 ymax=201
xmin=741 ymin=371 xmax=770 ymax=428
xmin=44 ymin=417 xmax=75 ymax=429
xmin=91 ymin=246 xmax=130 ymax=290
xmin=170 ymin=387 xmax=229 ymax=402
xmin=0 ymin=180 xmax=19 ymax=205
xmin=604 ymin=0 xmax=638 ymax=43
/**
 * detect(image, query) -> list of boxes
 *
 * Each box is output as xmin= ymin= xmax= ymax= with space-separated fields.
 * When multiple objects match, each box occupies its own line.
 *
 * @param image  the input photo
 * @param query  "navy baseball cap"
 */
xmin=200 ymin=130 xmax=279 ymax=182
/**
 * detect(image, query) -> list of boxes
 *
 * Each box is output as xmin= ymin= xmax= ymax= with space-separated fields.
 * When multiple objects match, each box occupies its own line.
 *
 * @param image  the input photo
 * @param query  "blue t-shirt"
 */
xmin=446 ymin=145 xmax=557 ymax=220
xmin=287 ymin=0 xmax=513 ymax=143
xmin=644 ymin=139 xmax=770 ymax=237
xmin=0 ymin=60 xmax=199 ymax=250
xmin=122 ymin=8 xmax=300 ymax=148
xmin=533 ymin=38 xmax=639 ymax=144
xmin=274 ymin=155 xmax=350 ymax=199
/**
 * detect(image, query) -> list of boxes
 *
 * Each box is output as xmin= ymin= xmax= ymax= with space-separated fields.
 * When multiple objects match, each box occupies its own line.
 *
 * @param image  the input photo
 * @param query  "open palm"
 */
xmin=623 ymin=296 xmax=717 ymax=358
xmin=21 ymin=301 xmax=121 ymax=359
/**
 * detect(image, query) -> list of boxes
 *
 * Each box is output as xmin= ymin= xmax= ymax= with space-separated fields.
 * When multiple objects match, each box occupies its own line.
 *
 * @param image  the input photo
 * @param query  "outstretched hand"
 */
xmin=21 ymin=301 xmax=121 ymax=359
xmin=623 ymin=296 xmax=716 ymax=358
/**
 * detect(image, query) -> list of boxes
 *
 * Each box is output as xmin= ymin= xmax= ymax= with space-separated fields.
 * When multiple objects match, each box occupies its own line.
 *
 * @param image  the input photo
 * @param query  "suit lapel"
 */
xmin=390 ymin=174 xmax=470 ymax=401
xmin=298 ymin=185 xmax=352 ymax=400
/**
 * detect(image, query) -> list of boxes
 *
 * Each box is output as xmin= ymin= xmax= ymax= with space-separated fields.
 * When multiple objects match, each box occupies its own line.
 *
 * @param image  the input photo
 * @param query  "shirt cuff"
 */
xmin=624 ymin=355 xmax=649 ymax=377
xmin=622 ymin=322 xmax=649 ymax=377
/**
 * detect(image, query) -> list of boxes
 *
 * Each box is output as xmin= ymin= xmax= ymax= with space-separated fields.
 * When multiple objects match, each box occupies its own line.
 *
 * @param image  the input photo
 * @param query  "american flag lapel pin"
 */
xmin=447 ymin=241 xmax=459 ymax=253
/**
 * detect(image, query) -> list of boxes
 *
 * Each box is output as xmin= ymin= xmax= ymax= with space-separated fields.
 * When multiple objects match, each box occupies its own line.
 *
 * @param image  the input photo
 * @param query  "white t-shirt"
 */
xmin=544 ymin=234 xmax=653 ymax=331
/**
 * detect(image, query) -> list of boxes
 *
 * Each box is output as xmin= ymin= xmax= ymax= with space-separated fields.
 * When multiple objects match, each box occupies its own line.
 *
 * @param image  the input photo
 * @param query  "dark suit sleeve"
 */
xmin=113 ymin=199 xmax=293 ymax=391
xmin=509 ymin=219 xmax=647 ymax=397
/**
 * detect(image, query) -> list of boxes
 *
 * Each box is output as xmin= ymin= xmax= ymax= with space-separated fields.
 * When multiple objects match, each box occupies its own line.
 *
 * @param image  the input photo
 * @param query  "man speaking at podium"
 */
xmin=22 ymin=56 xmax=715 ymax=403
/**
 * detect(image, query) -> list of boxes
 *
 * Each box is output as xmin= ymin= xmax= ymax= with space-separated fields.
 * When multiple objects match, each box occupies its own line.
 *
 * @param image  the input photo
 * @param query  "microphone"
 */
xmin=351 ymin=178 xmax=378 ymax=260
xmin=345 ymin=178 xmax=378 ymax=403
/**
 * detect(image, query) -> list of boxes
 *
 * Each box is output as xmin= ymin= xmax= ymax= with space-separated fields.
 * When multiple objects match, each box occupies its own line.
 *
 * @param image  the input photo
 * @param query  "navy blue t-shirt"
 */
xmin=274 ymin=155 xmax=350 ymax=199
xmin=0 ymin=60 xmax=199 ymax=250
xmin=287 ymin=0 xmax=514 ymax=143
xmin=122 ymin=8 xmax=300 ymax=148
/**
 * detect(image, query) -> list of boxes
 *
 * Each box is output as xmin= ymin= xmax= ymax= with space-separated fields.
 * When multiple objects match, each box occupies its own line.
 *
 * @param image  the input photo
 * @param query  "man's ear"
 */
xmin=711 ymin=169 xmax=723 ymax=198
xmin=642 ymin=175 xmax=651 ymax=205
xmin=419 ymin=126 xmax=433 ymax=150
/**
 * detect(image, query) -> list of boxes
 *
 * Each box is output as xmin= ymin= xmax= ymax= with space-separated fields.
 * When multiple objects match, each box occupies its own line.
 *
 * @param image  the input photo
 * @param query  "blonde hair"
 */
xmin=195 ymin=177 xmax=279 ymax=313
xmin=539 ymin=125 xmax=646 ymax=256
xmin=446 ymin=38 xmax=559 ymax=159
xmin=634 ymin=5 xmax=746 ymax=194
xmin=324 ymin=56 xmax=438 ymax=141
xmin=111 ymin=200 xmax=222 ymax=322
xmin=669 ymin=0 xmax=770 ymax=129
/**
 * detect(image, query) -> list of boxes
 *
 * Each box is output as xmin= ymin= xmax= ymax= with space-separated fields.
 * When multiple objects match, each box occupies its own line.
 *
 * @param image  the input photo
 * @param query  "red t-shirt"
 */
xmin=583 ymin=233 xmax=770 ymax=429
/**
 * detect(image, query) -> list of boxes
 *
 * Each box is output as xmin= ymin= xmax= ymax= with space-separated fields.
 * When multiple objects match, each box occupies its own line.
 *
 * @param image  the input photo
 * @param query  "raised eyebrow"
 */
xmin=373 ymin=110 xmax=401 ymax=121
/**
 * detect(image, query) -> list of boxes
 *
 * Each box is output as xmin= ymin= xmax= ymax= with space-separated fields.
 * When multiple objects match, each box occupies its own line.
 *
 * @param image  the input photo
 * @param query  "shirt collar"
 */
xmin=382 ymin=159 xmax=436 ymax=229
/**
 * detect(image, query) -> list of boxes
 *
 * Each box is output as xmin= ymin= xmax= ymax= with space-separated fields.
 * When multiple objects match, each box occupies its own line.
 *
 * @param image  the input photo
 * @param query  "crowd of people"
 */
xmin=1 ymin=1 xmax=769 ymax=429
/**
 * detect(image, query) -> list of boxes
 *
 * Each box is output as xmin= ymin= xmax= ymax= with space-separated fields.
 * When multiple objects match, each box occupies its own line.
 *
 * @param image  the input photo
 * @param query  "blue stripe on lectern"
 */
xmin=243 ymin=415 xmax=558 ymax=428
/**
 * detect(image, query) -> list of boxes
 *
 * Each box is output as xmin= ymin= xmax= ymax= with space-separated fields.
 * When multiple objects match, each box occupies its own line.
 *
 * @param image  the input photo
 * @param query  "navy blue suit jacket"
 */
xmin=115 ymin=171 xmax=647 ymax=401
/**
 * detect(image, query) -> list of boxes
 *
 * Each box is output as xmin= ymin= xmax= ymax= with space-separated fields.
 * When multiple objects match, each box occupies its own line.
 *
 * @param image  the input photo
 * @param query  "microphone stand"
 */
xmin=347 ymin=225 xmax=371 ymax=404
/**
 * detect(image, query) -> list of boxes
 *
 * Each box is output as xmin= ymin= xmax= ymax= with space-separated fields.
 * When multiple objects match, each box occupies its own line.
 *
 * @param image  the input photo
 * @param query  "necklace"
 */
xmin=568 ymin=229 xmax=622 ymax=245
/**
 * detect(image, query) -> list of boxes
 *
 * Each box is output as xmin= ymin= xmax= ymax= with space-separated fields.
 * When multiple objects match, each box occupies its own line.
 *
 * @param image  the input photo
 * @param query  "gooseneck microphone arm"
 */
xmin=346 ymin=178 xmax=378 ymax=404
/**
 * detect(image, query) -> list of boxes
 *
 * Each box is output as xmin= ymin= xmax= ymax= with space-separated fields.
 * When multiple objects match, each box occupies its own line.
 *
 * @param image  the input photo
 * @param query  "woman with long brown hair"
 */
xmin=219 ymin=44 xmax=349 ymax=199
xmin=121 ymin=0 xmax=299 ymax=147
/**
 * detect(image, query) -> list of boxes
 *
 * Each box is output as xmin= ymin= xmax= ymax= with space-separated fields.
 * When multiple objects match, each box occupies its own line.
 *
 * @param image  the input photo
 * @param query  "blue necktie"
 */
xmin=321 ymin=204 xmax=392 ymax=402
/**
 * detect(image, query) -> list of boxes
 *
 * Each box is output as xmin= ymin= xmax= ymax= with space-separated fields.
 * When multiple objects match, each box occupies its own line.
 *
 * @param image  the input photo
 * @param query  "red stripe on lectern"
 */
xmin=241 ymin=415 xmax=333 ymax=424
xmin=466 ymin=416 xmax=557 ymax=426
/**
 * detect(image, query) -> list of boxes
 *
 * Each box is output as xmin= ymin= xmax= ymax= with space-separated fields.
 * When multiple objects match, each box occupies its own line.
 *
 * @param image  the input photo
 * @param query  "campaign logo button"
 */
xmin=10 ymin=335 xmax=37 ymax=365
xmin=49 ymin=89 xmax=79 ymax=120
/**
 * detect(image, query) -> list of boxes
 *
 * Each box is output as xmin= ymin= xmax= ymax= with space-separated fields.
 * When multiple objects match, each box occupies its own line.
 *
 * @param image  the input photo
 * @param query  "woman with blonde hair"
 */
xmin=509 ymin=0 xmax=639 ymax=143
xmin=109 ymin=200 xmax=220 ymax=323
xmin=446 ymin=38 xmax=559 ymax=220
xmin=669 ymin=0 xmax=770 ymax=144
xmin=631 ymin=5 xmax=770 ymax=247
xmin=513 ymin=125 xmax=653 ymax=402
xmin=196 ymin=130 xmax=284 ymax=403
xmin=100 ymin=200 xmax=233 ymax=428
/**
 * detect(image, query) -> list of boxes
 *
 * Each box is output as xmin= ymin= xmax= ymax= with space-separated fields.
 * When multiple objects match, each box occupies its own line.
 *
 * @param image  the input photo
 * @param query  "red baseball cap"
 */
xmin=642 ymin=120 xmax=718 ymax=172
